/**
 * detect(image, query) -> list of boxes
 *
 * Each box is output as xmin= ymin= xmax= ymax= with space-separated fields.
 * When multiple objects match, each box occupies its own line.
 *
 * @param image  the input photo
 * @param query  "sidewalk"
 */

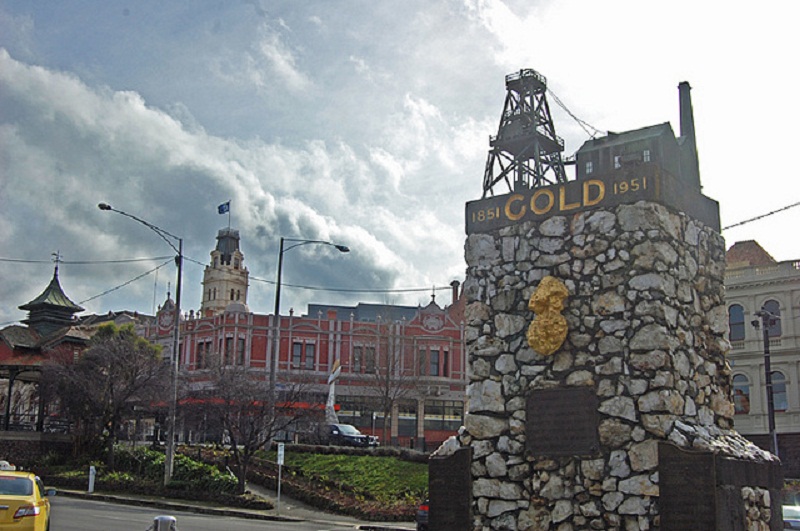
xmin=59 ymin=484 xmax=415 ymax=531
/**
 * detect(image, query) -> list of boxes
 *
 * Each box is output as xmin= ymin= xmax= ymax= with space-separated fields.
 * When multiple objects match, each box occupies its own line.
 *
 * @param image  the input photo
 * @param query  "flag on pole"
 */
xmin=327 ymin=358 xmax=342 ymax=385
xmin=217 ymin=201 xmax=230 ymax=214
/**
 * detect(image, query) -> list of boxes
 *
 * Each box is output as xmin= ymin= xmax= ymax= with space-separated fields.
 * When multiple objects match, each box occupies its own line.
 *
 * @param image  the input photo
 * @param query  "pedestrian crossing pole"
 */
xmin=277 ymin=442 xmax=285 ymax=515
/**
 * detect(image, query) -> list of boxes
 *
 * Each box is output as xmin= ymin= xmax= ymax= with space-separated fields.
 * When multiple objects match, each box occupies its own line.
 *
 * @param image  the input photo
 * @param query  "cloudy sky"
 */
xmin=1 ymin=1 xmax=798 ymax=326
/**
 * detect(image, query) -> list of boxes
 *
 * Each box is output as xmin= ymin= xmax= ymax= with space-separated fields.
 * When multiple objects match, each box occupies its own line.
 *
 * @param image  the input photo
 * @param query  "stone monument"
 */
xmin=429 ymin=71 xmax=782 ymax=530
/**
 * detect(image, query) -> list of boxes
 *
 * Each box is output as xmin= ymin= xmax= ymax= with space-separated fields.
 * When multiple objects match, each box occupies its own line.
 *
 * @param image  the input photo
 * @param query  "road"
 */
xmin=49 ymin=496 xmax=362 ymax=531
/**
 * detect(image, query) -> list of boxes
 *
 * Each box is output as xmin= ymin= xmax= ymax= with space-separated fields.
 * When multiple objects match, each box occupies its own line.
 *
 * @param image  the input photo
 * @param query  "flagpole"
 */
xmin=227 ymin=200 xmax=231 ymax=230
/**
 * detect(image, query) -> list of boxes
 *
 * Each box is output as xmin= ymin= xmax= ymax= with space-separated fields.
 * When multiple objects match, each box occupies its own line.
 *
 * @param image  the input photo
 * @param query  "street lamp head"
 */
xmin=98 ymin=202 xmax=112 ymax=211
xmin=334 ymin=245 xmax=350 ymax=253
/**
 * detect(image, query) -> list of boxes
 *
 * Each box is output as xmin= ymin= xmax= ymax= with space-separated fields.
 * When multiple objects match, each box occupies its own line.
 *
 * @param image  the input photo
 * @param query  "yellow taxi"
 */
xmin=0 ymin=461 xmax=55 ymax=531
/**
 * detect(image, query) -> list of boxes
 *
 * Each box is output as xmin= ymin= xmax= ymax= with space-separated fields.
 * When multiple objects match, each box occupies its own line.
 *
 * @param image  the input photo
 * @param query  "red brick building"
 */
xmin=145 ymin=228 xmax=467 ymax=450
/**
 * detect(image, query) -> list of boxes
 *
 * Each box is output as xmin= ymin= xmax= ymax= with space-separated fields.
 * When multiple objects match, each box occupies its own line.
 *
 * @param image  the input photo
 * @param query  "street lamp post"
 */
xmin=752 ymin=308 xmax=780 ymax=457
xmin=98 ymin=203 xmax=183 ymax=485
xmin=269 ymin=237 xmax=349 ymax=426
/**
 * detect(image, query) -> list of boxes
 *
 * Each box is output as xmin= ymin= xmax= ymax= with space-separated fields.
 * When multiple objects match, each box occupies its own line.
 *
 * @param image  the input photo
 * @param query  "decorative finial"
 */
xmin=51 ymin=251 xmax=63 ymax=275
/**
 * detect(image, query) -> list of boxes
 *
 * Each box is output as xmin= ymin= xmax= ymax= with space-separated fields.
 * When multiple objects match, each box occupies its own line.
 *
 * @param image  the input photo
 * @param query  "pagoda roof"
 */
xmin=19 ymin=266 xmax=84 ymax=314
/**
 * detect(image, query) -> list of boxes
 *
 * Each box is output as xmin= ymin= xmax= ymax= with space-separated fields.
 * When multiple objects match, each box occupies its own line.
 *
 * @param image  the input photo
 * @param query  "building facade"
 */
xmin=145 ymin=230 xmax=467 ymax=450
xmin=726 ymin=240 xmax=800 ymax=477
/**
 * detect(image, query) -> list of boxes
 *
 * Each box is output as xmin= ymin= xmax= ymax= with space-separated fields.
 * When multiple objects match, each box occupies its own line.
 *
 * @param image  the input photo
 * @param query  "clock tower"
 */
xmin=200 ymin=228 xmax=249 ymax=317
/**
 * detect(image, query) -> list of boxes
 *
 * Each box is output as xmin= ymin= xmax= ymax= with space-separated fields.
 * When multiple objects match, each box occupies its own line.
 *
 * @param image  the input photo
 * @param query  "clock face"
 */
xmin=158 ymin=310 xmax=174 ymax=328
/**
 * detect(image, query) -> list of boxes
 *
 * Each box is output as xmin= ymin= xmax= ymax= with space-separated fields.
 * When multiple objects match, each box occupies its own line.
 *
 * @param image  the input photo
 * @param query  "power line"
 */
xmin=249 ymin=275 xmax=451 ymax=294
xmin=0 ymin=256 xmax=173 ymax=264
xmin=722 ymin=201 xmax=800 ymax=231
xmin=79 ymin=260 xmax=173 ymax=304
xmin=547 ymin=88 xmax=605 ymax=139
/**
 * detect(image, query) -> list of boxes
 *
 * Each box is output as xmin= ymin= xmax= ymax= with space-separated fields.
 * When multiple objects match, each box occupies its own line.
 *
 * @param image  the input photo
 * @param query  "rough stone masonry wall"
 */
xmin=459 ymin=201 xmax=776 ymax=530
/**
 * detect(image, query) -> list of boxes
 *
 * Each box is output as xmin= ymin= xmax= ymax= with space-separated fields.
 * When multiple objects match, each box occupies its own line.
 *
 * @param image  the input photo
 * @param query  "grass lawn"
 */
xmin=262 ymin=449 xmax=428 ymax=504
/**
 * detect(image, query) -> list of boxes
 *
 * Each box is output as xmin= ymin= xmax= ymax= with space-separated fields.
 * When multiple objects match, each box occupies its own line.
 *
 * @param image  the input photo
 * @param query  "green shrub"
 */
xmin=110 ymin=445 xmax=237 ymax=495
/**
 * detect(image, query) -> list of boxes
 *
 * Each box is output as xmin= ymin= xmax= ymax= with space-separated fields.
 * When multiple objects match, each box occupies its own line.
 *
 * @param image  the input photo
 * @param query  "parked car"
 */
xmin=784 ymin=505 xmax=800 ymax=529
xmin=0 ymin=462 xmax=56 ymax=531
xmin=416 ymin=499 xmax=429 ymax=531
xmin=327 ymin=423 xmax=378 ymax=447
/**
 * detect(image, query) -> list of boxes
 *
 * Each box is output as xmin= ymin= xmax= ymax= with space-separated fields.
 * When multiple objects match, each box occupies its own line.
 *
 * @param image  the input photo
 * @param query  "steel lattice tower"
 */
xmin=482 ymin=69 xmax=567 ymax=197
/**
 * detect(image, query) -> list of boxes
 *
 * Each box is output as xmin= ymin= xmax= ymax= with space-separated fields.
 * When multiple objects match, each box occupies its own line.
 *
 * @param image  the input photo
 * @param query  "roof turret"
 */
xmin=19 ymin=264 xmax=84 ymax=335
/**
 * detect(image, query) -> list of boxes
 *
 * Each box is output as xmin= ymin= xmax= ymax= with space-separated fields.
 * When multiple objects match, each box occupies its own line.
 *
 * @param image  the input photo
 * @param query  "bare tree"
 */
xmin=365 ymin=316 xmax=419 ymax=444
xmin=189 ymin=360 xmax=322 ymax=494
xmin=47 ymin=323 xmax=169 ymax=467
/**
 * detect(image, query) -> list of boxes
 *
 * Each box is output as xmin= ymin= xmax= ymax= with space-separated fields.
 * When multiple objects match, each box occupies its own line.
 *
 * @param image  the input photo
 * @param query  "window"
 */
xmin=305 ymin=343 xmax=315 ymax=370
xmin=365 ymin=347 xmax=376 ymax=373
xmin=643 ymin=150 xmax=651 ymax=162
xmin=430 ymin=348 xmax=440 ymax=376
xmin=398 ymin=401 xmax=417 ymax=437
xmin=424 ymin=400 xmax=464 ymax=430
xmin=614 ymin=155 xmax=621 ymax=169
xmin=763 ymin=300 xmax=782 ymax=337
xmin=337 ymin=396 xmax=382 ymax=429
xmin=196 ymin=342 xmax=205 ymax=369
xmin=237 ymin=338 xmax=245 ymax=365
xmin=353 ymin=346 xmax=362 ymax=373
xmin=224 ymin=337 xmax=233 ymax=366
xmin=234 ymin=258 xmax=240 ymax=269
xmin=230 ymin=289 xmax=235 ymax=301
xmin=292 ymin=342 xmax=315 ymax=370
xmin=418 ymin=348 xmax=427 ymax=376
xmin=585 ymin=161 xmax=593 ymax=174
xmin=733 ymin=374 xmax=750 ymax=414
xmin=293 ymin=342 xmax=303 ymax=369
xmin=728 ymin=304 xmax=745 ymax=341
xmin=771 ymin=371 xmax=787 ymax=411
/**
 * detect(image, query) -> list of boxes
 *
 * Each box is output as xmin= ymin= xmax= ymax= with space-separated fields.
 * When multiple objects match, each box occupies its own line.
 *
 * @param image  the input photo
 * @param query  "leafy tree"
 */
xmin=49 ymin=323 xmax=169 ymax=467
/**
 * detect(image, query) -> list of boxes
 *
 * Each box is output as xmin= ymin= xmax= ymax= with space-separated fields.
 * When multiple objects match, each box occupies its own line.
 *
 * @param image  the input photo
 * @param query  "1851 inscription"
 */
xmin=526 ymin=387 xmax=599 ymax=456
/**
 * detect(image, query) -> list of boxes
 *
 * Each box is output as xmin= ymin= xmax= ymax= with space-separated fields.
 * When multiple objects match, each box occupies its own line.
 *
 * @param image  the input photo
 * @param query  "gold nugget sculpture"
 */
xmin=526 ymin=276 xmax=569 ymax=356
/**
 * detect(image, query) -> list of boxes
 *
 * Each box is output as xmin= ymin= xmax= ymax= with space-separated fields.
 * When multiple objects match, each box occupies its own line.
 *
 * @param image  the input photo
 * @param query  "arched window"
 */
xmin=763 ymin=300 xmax=782 ymax=337
xmin=771 ymin=371 xmax=787 ymax=411
xmin=728 ymin=304 xmax=745 ymax=341
xmin=733 ymin=374 xmax=750 ymax=414
xmin=230 ymin=289 xmax=235 ymax=301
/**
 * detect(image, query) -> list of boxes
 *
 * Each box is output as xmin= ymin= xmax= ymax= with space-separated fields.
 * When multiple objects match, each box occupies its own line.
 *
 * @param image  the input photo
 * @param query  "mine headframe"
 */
xmin=482 ymin=69 xmax=568 ymax=197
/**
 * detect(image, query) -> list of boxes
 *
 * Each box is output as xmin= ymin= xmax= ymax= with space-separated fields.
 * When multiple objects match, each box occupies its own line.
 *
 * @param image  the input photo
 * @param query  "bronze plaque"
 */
xmin=526 ymin=387 xmax=599 ymax=457
xmin=659 ymin=443 xmax=717 ymax=530
xmin=429 ymin=446 xmax=472 ymax=531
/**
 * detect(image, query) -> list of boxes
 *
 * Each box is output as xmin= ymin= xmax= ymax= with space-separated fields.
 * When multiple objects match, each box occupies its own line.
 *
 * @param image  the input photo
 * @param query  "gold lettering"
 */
xmin=583 ymin=179 xmax=605 ymax=207
xmin=559 ymin=186 xmax=580 ymax=211
xmin=504 ymin=194 xmax=526 ymax=221
xmin=531 ymin=189 xmax=555 ymax=215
